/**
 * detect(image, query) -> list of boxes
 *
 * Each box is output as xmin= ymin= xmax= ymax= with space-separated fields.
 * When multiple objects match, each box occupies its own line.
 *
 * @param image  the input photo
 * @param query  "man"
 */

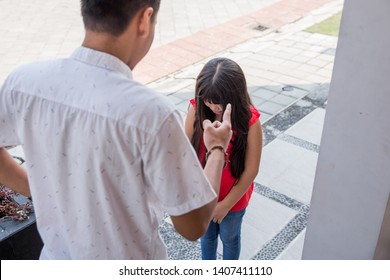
xmin=0 ymin=0 xmax=232 ymax=259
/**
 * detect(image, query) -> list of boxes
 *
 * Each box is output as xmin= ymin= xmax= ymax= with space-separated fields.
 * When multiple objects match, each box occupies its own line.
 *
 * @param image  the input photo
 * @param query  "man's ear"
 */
xmin=138 ymin=7 xmax=154 ymax=38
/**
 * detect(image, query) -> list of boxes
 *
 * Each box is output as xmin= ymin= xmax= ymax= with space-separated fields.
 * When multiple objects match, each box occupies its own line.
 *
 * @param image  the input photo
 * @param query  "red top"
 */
xmin=189 ymin=99 xmax=260 ymax=212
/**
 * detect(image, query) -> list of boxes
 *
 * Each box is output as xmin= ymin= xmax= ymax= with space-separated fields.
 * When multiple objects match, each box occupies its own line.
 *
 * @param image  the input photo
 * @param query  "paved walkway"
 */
xmin=154 ymin=0 xmax=343 ymax=259
xmin=135 ymin=0 xmax=335 ymax=84
xmin=2 ymin=0 xmax=345 ymax=259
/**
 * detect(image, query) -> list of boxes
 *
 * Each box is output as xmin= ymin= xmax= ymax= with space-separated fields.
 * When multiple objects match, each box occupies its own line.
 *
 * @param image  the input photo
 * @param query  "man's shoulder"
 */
xmin=13 ymin=58 xmax=63 ymax=72
xmin=6 ymin=58 xmax=64 ymax=84
xmin=127 ymin=81 xmax=175 ymax=112
xmin=113 ymin=81 xmax=178 ymax=131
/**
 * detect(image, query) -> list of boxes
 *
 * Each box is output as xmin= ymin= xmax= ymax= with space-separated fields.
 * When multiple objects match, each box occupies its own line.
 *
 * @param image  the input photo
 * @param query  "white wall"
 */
xmin=302 ymin=0 xmax=390 ymax=259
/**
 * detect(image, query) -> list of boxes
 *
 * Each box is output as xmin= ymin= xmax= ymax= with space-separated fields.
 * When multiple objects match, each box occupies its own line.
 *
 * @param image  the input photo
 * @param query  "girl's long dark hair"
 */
xmin=191 ymin=57 xmax=252 ymax=180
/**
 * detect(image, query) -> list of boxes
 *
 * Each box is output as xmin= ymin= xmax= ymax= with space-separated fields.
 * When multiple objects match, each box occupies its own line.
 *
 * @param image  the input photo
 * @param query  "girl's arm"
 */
xmin=184 ymin=104 xmax=196 ymax=140
xmin=212 ymin=119 xmax=263 ymax=223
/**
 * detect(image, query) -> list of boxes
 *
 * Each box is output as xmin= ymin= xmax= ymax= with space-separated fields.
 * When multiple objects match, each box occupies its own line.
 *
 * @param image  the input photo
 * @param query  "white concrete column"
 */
xmin=302 ymin=0 xmax=390 ymax=259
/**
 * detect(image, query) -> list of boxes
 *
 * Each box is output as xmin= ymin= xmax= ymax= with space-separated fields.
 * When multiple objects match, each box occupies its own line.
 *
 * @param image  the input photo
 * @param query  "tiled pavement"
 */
xmin=149 ymin=0 xmax=343 ymax=260
xmin=134 ymin=0 xmax=335 ymax=84
xmin=1 ymin=0 xmax=344 ymax=259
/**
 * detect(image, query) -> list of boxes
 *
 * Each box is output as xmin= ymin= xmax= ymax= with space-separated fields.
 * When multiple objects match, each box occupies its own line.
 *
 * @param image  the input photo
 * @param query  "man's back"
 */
xmin=0 ymin=47 xmax=215 ymax=259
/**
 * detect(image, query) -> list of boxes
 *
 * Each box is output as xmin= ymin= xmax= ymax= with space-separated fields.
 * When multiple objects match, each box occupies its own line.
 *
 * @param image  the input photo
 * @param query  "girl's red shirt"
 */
xmin=189 ymin=99 xmax=260 ymax=212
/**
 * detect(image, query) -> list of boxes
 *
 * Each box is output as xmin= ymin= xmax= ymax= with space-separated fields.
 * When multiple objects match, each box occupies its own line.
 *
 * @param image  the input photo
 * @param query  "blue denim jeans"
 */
xmin=201 ymin=208 xmax=246 ymax=260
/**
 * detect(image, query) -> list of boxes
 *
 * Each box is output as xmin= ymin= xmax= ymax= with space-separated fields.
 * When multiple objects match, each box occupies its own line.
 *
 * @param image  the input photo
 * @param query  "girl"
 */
xmin=185 ymin=57 xmax=263 ymax=260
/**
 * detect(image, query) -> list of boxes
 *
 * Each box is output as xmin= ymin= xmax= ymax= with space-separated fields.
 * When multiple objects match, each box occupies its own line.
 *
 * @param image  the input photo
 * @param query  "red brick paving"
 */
xmin=133 ymin=0 xmax=331 ymax=84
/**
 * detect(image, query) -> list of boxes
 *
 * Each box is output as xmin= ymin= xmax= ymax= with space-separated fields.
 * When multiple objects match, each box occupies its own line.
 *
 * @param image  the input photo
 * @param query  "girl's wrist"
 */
xmin=218 ymin=199 xmax=233 ymax=212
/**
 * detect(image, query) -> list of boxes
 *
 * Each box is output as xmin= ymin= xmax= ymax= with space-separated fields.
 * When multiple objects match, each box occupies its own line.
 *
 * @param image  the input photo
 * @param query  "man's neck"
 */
xmin=82 ymin=31 xmax=131 ymax=67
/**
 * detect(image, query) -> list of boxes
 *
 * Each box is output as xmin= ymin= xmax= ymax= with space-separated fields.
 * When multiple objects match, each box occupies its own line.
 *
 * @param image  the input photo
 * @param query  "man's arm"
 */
xmin=0 ymin=147 xmax=30 ymax=197
xmin=170 ymin=104 xmax=232 ymax=241
xmin=170 ymin=149 xmax=225 ymax=241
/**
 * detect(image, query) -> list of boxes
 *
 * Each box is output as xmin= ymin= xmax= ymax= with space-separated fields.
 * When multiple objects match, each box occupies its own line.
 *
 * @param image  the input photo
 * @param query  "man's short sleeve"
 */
xmin=0 ymin=78 xmax=20 ymax=147
xmin=142 ymin=110 xmax=216 ymax=216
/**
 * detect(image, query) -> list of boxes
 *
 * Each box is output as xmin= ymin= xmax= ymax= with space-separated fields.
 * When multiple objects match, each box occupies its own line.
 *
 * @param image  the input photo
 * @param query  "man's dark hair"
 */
xmin=81 ymin=0 xmax=161 ymax=36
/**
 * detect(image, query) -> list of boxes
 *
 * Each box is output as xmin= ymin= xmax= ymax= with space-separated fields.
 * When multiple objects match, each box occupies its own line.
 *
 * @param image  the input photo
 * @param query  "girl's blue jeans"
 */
xmin=200 ymin=208 xmax=246 ymax=260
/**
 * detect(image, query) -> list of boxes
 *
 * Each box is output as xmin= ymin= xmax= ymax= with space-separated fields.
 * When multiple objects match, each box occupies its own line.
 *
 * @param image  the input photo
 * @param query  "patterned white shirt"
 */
xmin=0 ymin=47 xmax=216 ymax=259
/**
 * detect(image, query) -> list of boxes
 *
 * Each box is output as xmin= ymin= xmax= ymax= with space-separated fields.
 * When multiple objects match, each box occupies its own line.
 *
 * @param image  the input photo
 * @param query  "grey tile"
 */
xmin=172 ymin=89 xmax=194 ymax=101
xmin=250 ymin=87 xmax=278 ymax=100
xmin=280 ymin=86 xmax=309 ymax=99
xmin=284 ymin=108 xmax=326 ymax=146
xmin=270 ymin=94 xmax=297 ymax=107
xmin=246 ymin=74 xmax=273 ymax=87
xmin=281 ymin=59 xmax=305 ymax=71
xmin=260 ymin=112 xmax=273 ymax=124
xmin=306 ymin=58 xmax=332 ymax=68
xmin=289 ymin=55 xmax=313 ymax=64
xmin=276 ymin=75 xmax=302 ymax=86
xmin=150 ymin=78 xmax=194 ymax=95
xmin=259 ymin=101 xmax=285 ymax=115
xmin=167 ymin=94 xmax=185 ymax=105
xmin=278 ymin=134 xmax=320 ymax=153
xmin=254 ymin=183 xmax=306 ymax=211
xmin=293 ymin=83 xmax=322 ymax=94
xmin=273 ymin=51 xmax=296 ymax=60
xmin=175 ymin=100 xmax=191 ymax=114
xmin=321 ymin=47 xmax=337 ymax=55
xmin=255 ymin=139 xmax=319 ymax=204
xmin=297 ymin=63 xmax=321 ymax=75
xmin=277 ymin=229 xmax=306 ymax=260
xmin=251 ymin=95 xmax=267 ymax=107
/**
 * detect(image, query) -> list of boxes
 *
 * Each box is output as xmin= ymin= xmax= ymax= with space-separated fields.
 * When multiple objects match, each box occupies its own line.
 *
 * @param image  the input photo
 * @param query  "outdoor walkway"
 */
xmin=142 ymin=0 xmax=343 ymax=259
xmin=1 ymin=0 xmax=345 ymax=259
